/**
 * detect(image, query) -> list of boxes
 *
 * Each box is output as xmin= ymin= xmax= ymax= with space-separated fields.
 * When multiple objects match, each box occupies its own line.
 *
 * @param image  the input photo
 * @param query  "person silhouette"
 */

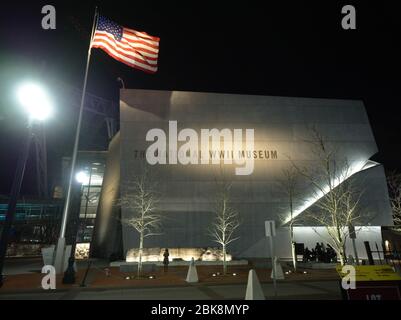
xmin=303 ymin=247 xmax=311 ymax=262
xmin=315 ymin=242 xmax=323 ymax=262
xmin=163 ymin=248 xmax=170 ymax=273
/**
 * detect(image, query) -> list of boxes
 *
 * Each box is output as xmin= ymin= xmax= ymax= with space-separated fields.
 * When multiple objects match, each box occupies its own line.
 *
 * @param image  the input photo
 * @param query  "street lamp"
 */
xmin=63 ymin=167 xmax=93 ymax=284
xmin=17 ymin=83 xmax=53 ymax=121
xmin=0 ymin=82 xmax=53 ymax=287
xmin=63 ymin=170 xmax=86 ymax=284
xmin=62 ymin=169 xmax=89 ymax=284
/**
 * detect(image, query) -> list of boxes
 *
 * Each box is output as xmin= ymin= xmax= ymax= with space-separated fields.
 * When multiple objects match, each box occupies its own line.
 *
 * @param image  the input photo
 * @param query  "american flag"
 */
xmin=91 ymin=16 xmax=159 ymax=73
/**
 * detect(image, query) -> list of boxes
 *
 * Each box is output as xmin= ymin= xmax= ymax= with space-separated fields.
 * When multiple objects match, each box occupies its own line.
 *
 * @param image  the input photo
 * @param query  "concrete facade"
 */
xmin=92 ymin=89 xmax=393 ymax=259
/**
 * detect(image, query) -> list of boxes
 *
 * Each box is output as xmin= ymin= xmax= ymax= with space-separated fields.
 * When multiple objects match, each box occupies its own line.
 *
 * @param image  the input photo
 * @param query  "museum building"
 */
xmin=89 ymin=89 xmax=394 ymax=262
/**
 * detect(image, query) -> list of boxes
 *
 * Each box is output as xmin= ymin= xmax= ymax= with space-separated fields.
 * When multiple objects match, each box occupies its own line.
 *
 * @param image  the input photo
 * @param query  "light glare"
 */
xmin=75 ymin=171 xmax=90 ymax=185
xmin=17 ymin=83 xmax=52 ymax=120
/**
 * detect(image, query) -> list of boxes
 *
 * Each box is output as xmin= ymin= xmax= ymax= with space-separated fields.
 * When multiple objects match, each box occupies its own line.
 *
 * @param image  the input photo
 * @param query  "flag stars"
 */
xmin=97 ymin=16 xmax=123 ymax=41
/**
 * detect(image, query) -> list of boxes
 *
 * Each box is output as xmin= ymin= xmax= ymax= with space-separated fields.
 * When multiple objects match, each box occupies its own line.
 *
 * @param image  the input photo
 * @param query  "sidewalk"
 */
xmin=0 ymin=280 xmax=342 ymax=300
xmin=0 ymin=262 xmax=340 ymax=294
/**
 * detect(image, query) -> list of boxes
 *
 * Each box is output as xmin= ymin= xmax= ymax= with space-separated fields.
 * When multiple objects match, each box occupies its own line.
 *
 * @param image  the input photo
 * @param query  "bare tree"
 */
xmin=387 ymin=171 xmax=401 ymax=225
xmin=292 ymin=128 xmax=365 ymax=266
xmin=278 ymin=167 xmax=301 ymax=271
xmin=209 ymin=181 xmax=240 ymax=275
xmin=118 ymin=168 xmax=161 ymax=277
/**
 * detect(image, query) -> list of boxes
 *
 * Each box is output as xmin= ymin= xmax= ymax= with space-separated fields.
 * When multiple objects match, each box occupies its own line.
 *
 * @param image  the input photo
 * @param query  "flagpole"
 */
xmin=54 ymin=7 xmax=99 ymax=274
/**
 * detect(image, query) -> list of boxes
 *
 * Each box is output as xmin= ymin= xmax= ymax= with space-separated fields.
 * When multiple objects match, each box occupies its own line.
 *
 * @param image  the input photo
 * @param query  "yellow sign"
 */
xmin=337 ymin=265 xmax=401 ymax=281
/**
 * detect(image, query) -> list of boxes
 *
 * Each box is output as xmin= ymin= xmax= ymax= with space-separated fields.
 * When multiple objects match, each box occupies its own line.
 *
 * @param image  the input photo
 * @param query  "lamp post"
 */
xmin=0 ymin=83 xmax=52 ymax=287
xmin=62 ymin=170 xmax=88 ymax=284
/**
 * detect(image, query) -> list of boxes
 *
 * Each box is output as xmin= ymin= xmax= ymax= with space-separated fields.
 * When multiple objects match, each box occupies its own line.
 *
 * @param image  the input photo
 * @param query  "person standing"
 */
xmin=163 ymin=248 xmax=170 ymax=273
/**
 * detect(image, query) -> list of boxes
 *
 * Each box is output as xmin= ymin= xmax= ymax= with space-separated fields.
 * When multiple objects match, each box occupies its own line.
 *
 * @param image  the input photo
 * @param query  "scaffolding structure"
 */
xmin=33 ymin=83 xmax=117 ymax=199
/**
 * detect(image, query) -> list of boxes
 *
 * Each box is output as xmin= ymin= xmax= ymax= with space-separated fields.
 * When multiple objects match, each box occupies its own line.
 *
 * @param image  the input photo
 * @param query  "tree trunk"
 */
xmin=335 ymin=245 xmax=347 ymax=266
xmin=222 ymin=244 xmax=227 ymax=275
xmin=340 ymin=245 xmax=347 ymax=266
xmin=336 ymin=226 xmax=347 ymax=266
xmin=138 ymin=232 xmax=144 ymax=277
xmin=339 ymin=251 xmax=345 ymax=266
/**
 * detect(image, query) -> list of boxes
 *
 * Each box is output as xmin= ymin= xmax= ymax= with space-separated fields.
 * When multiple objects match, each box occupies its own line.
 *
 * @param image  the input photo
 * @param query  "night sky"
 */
xmin=0 ymin=1 xmax=400 ymax=197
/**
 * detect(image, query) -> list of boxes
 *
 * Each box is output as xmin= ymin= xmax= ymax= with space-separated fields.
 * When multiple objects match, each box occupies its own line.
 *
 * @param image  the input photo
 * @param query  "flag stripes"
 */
xmin=92 ymin=15 xmax=159 ymax=73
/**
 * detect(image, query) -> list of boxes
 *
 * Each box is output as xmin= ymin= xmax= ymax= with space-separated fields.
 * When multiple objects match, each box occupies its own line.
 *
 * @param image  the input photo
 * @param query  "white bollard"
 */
xmin=245 ymin=269 xmax=265 ymax=300
xmin=186 ymin=257 xmax=199 ymax=283
xmin=270 ymin=256 xmax=285 ymax=280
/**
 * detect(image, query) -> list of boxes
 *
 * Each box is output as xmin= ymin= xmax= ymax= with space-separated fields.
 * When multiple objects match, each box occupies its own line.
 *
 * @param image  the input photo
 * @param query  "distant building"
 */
xmin=0 ymin=198 xmax=63 ymax=247
xmin=61 ymin=151 xmax=107 ymax=244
